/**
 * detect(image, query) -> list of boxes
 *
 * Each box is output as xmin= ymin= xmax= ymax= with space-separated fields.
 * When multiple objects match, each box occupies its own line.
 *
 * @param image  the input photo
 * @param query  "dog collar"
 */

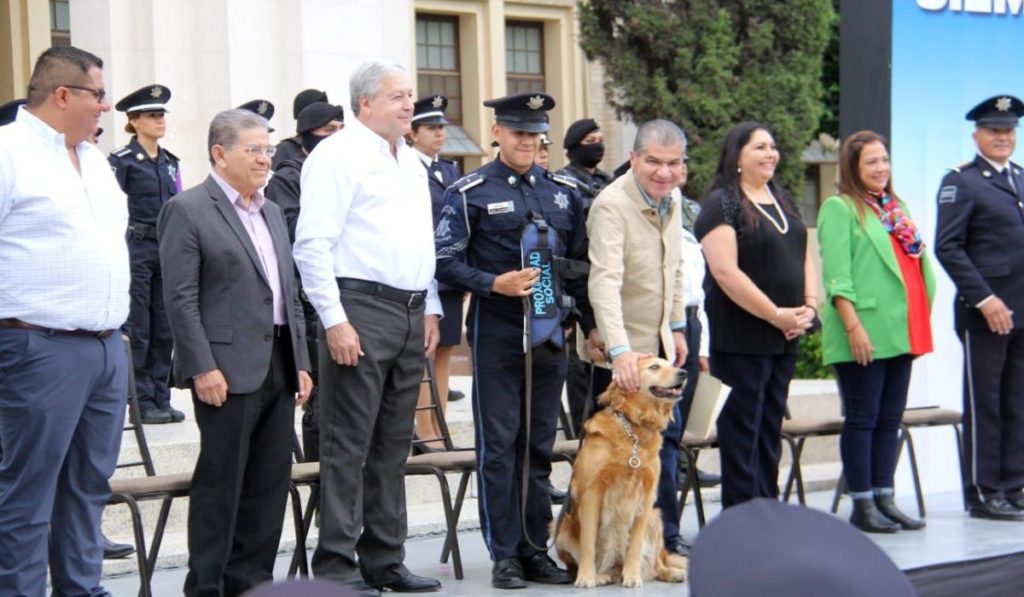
xmin=613 ymin=410 xmax=642 ymax=469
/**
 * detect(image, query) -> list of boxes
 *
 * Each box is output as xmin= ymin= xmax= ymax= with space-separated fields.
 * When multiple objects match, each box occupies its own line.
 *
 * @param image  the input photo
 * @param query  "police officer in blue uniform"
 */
xmin=409 ymin=95 xmax=465 ymax=441
xmin=935 ymin=94 xmax=1024 ymax=521
xmin=109 ymin=84 xmax=182 ymax=424
xmin=435 ymin=92 xmax=592 ymax=589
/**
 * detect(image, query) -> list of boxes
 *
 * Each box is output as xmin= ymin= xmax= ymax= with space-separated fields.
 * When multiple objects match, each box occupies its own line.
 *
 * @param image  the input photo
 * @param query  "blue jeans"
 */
xmin=654 ymin=318 xmax=701 ymax=546
xmin=834 ymin=355 xmax=913 ymax=493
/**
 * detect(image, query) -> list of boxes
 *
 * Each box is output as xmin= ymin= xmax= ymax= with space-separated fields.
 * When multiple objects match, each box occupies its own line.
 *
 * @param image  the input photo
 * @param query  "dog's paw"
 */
xmin=593 ymin=573 xmax=614 ymax=587
xmin=574 ymin=574 xmax=598 ymax=589
xmin=622 ymin=573 xmax=644 ymax=588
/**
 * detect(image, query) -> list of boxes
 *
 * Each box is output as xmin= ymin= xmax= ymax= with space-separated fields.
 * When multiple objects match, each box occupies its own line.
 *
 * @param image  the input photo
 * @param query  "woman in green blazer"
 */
xmin=818 ymin=130 xmax=936 ymax=534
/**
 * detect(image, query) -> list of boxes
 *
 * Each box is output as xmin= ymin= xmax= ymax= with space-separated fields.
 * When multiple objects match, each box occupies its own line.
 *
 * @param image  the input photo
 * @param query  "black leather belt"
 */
xmin=337 ymin=278 xmax=426 ymax=308
xmin=0 ymin=318 xmax=115 ymax=339
xmin=128 ymin=221 xmax=158 ymax=240
xmin=685 ymin=305 xmax=699 ymax=320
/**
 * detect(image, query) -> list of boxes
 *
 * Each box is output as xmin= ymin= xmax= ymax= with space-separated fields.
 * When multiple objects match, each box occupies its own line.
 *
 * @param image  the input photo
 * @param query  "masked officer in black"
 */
xmin=435 ymin=92 xmax=593 ymax=589
xmin=109 ymin=84 xmax=182 ymax=424
xmin=408 ymin=95 xmax=467 ymax=454
xmin=273 ymin=88 xmax=329 ymax=170
xmin=554 ymin=119 xmax=612 ymax=439
xmin=265 ymin=101 xmax=344 ymax=462
xmin=935 ymin=94 xmax=1024 ymax=521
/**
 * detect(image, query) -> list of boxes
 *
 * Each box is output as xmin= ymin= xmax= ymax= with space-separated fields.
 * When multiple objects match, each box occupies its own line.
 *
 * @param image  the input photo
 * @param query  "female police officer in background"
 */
xmin=818 ymin=130 xmax=934 ymax=534
xmin=109 ymin=84 xmax=182 ymax=424
xmin=695 ymin=121 xmax=816 ymax=508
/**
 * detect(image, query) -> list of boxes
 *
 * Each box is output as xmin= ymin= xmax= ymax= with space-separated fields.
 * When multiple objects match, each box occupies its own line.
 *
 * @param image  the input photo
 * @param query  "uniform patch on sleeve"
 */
xmin=938 ymin=185 xmax=958 ymax=204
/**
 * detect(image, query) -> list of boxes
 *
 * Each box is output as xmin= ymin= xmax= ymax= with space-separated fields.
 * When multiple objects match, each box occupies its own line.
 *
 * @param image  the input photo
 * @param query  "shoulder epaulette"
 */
xmin=111 ymin=145 xmax=132 ymax=158
xmin=549 ymin=172 xmax=578 ymax=189
xmin=443 ymin=158 xmax=458 ymax=167
xmin=948 ymin=161 xmax=974 ymax=174
xmin=454 ymin=172 xmax=485 ymax=192
xmin=163 ymin=147 xmax=179 ymax=161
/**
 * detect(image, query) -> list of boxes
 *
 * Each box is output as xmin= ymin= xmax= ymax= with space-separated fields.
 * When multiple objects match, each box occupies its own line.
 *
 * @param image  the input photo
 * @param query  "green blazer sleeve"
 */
xmin=817 ymin=194 xmax=934 ymax=366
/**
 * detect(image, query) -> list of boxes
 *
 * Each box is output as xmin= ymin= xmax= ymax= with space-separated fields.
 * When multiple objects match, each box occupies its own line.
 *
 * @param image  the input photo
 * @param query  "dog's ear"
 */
xmin=596 ymin=387 xmax=613 ymax=407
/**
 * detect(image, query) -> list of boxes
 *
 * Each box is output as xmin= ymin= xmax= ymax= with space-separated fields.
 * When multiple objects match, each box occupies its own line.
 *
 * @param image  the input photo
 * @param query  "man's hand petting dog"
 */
xmin=612 ymin=351 xmax=654 ymax=393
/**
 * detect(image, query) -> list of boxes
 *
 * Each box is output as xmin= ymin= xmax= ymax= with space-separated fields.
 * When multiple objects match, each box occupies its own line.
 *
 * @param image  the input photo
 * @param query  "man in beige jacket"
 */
xmin=583 ymin=119 xmax=689 ymax=392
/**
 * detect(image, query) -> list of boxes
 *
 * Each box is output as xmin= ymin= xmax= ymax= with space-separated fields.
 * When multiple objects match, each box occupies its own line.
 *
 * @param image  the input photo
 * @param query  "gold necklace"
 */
xmin=747 ymin=186 xmax=788 ymax=234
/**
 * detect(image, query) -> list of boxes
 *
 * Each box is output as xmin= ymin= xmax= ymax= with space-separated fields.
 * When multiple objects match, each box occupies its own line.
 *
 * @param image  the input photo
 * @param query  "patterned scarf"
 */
xmin=865 ymin=191 xmax=923 ymax=257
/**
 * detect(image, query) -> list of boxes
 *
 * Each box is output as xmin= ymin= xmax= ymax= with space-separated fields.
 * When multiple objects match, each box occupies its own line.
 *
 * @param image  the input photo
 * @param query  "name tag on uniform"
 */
xmin=487 ymin=201 xmax=515 ymax=215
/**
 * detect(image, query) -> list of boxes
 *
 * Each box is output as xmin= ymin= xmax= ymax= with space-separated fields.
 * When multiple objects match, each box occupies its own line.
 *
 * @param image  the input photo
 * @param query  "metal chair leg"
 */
xmin=898 ymin=425 xmax=926 ymax=518
xmin=441 ymin=472 xmax=471 ymax=564
xmin=289 ymin=483 xmax=319 ymax=577
xmin=830 ymin=472 xmax=846 ymax=514
xmin=108 ymin=495 xmax=151 ymax=597
xmin=287 ymin=483 xmax=308 ymax=579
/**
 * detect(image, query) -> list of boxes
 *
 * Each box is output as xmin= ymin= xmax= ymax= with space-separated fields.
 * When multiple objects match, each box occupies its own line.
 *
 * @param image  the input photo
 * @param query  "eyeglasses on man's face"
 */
xmin=62 ymin=85 xmax=107 ymax=103
xmin=242 ymin=144 xmax=277 ymax=158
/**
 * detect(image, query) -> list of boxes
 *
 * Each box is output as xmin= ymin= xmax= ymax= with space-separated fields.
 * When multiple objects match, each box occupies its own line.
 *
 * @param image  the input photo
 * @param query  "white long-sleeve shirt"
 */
xmin=293 ymin=116 xmax=441 ymax=328
xmin=682 ymin=227 xmax=711 ymax=358
xmin=0 ymin=107 xmax=130 ymax=331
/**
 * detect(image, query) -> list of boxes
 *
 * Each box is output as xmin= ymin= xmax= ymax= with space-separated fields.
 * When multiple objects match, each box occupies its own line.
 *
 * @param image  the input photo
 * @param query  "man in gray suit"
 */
xmin=158 ymin=108 xmax=313 ymax=596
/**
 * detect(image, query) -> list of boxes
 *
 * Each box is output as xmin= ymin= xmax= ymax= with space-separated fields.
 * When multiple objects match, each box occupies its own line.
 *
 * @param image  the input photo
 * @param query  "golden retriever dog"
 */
xmin=556 ymin=356 xmax=689 ymax=588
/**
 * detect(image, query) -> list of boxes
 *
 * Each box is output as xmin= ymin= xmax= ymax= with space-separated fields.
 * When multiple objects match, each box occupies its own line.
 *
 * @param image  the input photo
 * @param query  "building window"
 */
xmin=415 ymin=14 xmax=462 ymax=124
xmin=505 ymin=21 xmax=544 ymax=94
xmin=50 ymin=0 xmax=71 ymax=47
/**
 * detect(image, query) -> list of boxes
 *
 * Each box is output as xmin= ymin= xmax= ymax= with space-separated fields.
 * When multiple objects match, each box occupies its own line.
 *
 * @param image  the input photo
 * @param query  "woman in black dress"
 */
xmin=694 ymin=122 xmax=818 ymax=507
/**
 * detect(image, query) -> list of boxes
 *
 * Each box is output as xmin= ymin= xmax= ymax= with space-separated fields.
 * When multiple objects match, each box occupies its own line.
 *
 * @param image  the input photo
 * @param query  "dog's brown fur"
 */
xmin=556 ymin=356 xmax=688 ymax=588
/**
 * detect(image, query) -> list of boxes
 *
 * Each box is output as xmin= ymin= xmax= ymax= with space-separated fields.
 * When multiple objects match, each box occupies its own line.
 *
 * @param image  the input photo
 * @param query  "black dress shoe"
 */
xmin=1006 ymin=494 xmax=1024 ymax=509
xmin=492 ymin=558 xmax=527 ymax=590
xmin=102 ymin=535 xmax=135 ymax=559
xmin=448 ymin=389 xmax=466 ymax=402
xmin=850 ymin=498 xmax=900 ymax=533
xmin=375 ymin=572 xmax=441 ymax=592
xmin=139 ymin=404 xmax=172 ymax=424
xmin=520 ymin=552 xmax=571 ymax=585
xmin=547 ymin=483 xmax=567 ymax=505
xmin=666 ymin=537 xmax=691 ymax=557
xmin=874 ymin=495 xmax=925 ymax=530
xmin=677 ymin=466 xmax=722 ymax=489
xmin=160 ymin=405 xmax=186 ymax=423
xmin=340 ymin=580 xmax=381 ymax=597
xmin=970 ymin=498 xmax=1024 ymax=521
xmin=411 ymin=441 xmax=444 ymax=456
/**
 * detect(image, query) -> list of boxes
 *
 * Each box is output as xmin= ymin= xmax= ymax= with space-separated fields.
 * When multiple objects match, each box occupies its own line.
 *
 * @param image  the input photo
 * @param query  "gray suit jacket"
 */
xmin=158 ymin=175 xmax=311 ymax=394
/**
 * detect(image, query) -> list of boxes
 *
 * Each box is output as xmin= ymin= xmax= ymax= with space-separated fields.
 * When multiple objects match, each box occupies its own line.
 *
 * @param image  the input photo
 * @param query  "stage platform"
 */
xmin=103 ymin=489 xmax=1024 ymax=596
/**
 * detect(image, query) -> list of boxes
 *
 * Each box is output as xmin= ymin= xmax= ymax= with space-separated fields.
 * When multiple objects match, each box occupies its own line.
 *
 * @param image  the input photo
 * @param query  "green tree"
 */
xmin=579 ymin=0 xmax=835 ymax=198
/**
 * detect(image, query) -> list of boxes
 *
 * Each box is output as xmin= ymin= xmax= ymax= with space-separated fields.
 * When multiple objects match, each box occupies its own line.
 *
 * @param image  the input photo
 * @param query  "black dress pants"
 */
xmin=711 ymin=350 xmax=797 ymax=508
xmin=961 ymin=327 xmax=1024 ymax=504
xmin=184 ymin=336 xmax=295 ymax=597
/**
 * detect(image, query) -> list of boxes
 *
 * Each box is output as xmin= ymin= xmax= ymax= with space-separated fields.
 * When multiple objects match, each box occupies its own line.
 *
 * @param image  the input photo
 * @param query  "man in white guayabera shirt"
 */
xmin=0 ymin=46 xmax=131 ymax=597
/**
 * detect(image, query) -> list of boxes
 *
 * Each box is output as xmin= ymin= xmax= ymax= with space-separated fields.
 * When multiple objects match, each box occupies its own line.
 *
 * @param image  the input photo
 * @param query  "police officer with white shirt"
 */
xmin=434 ymin=92 xmax=592 ymax=589
xmin=935 ymin=94 xmax=1024 ymax=521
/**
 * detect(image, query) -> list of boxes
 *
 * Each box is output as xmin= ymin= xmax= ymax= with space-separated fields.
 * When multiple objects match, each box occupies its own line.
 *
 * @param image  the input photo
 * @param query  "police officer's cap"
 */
xmin=115 ymin=84 xmax=171 ymax=114
xmin=690 ymin=499 xmax=915 ymax=597
xmin=296 ymin=102 xmax=345 ymax=135
xmin=483 ymin=92 xmax=556 ymax=133
xmin=966 ymin=95 xmax=1024 ymax=129
xmin=412 ymin=95 xmax=449 ymax=126
xmin=293 ymin=88 xmax=328 ymax=120
xmin=0 ymin=98 xmax=26 ymax=126
xmin=238 ymin=99 xmax=275 ymax=121
xmin=563 ymin=118 xmax=599 ymax=149
xmin=539 ymin=133 xmax=553 ymax=147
